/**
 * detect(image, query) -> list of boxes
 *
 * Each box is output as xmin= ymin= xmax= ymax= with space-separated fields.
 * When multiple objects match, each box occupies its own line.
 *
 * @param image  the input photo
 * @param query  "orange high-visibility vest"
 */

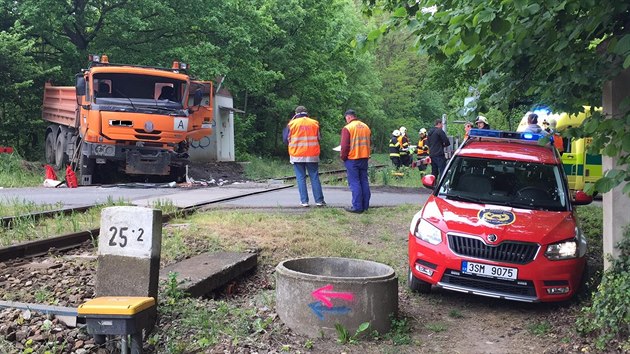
xmin=287 ymin=117 xmax=320 ymax=161
xmin=553 ymin=133 xmax=564 ymax=153
xmin=345 ymin=120 xmax=371 ymax=159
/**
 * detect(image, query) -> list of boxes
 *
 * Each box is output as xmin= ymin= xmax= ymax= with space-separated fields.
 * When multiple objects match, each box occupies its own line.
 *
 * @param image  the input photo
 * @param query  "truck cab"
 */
xmin=44 ymin=55 xmax=213 ymax=185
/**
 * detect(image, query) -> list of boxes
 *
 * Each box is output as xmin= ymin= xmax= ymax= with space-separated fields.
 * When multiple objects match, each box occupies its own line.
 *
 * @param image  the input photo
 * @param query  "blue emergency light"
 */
xmin=468 ymin=129 xmax=545 ymax=142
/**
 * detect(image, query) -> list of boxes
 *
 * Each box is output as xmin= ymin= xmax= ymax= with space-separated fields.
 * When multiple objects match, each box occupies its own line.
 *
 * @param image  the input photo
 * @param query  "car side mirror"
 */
xmin=422 ymin=174 xmax=436 ymax=189
xmin=572 ymin=190 xmax=593 ymax=206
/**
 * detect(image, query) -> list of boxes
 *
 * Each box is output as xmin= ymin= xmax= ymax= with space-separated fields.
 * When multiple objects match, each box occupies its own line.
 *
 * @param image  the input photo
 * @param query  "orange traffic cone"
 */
xmin=44 ymin=165 xmax=57 ymax=180
xmin=66 ymin=165 xmax=78 ymax=188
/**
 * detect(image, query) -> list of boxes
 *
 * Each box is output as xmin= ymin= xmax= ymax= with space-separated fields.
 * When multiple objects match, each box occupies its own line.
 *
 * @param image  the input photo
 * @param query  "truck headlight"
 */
xmin=413 ymin=218 xmax=443 ymax=245
xmin=545 ymin=239 xmax=578 ymax=260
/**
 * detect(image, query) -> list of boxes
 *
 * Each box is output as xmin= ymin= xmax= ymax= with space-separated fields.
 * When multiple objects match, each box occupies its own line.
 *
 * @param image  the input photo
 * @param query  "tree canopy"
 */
xmin=361 ymin=0 xmax=630 ymax=195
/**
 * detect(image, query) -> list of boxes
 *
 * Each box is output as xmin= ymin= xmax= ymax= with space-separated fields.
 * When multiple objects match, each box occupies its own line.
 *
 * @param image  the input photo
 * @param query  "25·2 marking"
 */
xmin=108 ymin=226 xmax=144 ymax=248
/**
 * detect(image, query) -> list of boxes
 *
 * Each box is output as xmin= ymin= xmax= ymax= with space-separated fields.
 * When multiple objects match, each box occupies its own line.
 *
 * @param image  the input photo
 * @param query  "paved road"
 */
xmin=0 ymin=183 xmax=430 ymax=210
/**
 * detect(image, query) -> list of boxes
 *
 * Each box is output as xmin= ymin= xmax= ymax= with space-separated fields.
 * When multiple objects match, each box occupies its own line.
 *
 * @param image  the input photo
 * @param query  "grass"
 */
xmin=0 ymin=153 xmax=42 ymax=188
xmin=425 ymin=322 xmax=447 ymax=333
xmin=0 ymin=198 xmax=65 ymax=218
xmin=149 ymin=206 xmax=417 ymax=352
xmin=242 ymin=154 xmax=425 ymax=188
xmin=0 ymin=197 xmax=184 ymax=248
xmin=527 ymin=320 xmax=551 ymax=336
xmin=175 ymin=206 xmax=414 ymax=267
xmin=362 ymin=153 xmax=427 ymax=188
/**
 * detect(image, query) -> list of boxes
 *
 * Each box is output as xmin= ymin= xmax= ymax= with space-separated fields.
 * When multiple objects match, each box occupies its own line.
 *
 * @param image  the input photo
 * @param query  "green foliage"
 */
xmin=243 ymin=157 xmax=294 ymax=180
xmin=386 ymin=315 xmax=411 ymax=345
xmin=578 ymin=226 xmax=630 ymax=350
xmin=1 ymin=0 xmax=391 ymax=164
xmin=527 ymin=320 xmax=551 ymax=336
xmin=425 ymin=322 xmax=447 ymax=333
xmin=0 ymin=27 xmax=52 ymax=160
xmin=448 ymin=309 xmax=463 ymax=319
xmin=303 ymin=339 xmax=314 ymax=349
xmin=163 ymin=272 xmax=186 ymax=306
xmin=363 ymin=0 xmax=630 ymax=195
xmin=335 ymin=322 xmax=370 ymax=344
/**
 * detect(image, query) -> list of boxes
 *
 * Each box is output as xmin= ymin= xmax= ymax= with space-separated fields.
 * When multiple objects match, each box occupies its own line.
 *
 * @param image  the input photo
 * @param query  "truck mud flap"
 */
xmin=126 ymin=150 xmax=171 ymax=175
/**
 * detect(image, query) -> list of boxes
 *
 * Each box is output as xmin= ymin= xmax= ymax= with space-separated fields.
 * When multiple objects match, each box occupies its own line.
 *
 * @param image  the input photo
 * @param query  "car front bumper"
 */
xmin=408 ymin=233 xmax=586 ymax=302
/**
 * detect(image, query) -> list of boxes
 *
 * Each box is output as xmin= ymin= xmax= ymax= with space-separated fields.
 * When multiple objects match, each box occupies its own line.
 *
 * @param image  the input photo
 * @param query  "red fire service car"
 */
xmin=408 ymin=129 xmax=593 ymax=302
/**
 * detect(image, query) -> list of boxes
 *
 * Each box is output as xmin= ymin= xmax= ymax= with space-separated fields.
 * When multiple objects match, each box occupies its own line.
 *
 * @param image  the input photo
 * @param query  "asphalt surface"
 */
xmin=0 ymin=182 xmax=430 ymax=210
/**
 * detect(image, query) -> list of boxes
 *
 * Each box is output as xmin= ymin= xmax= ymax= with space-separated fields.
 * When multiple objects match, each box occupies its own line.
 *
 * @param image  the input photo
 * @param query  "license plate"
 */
xmin=461 ymin=261 xmax=517 ymax=280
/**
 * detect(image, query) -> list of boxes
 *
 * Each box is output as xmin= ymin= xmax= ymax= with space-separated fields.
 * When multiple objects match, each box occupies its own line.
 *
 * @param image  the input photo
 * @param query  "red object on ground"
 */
xmin=44 ymin=165 xmax=57 ymax=180
xmin=0 ymin=146 xmax=14 ymax=153
xmin=66 ymin=165 xmax=78 ymax=188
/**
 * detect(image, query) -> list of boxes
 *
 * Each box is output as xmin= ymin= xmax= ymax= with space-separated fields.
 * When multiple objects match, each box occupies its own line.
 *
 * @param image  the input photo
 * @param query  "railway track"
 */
xmin=0 ymin=184 xmax=292 ymax=262
xmin=0 ymin=163 xmax=390 ymax=263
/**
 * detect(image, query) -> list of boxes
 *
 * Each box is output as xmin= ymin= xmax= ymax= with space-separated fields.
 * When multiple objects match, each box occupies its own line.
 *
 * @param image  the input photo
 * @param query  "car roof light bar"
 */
xmin=468 ymin=129 xmax=547 ymax=144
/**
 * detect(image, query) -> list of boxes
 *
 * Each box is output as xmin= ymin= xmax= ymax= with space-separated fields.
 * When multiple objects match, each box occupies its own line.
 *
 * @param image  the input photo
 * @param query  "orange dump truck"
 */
xmin=42 ymin=54 xmax=214 ymax=185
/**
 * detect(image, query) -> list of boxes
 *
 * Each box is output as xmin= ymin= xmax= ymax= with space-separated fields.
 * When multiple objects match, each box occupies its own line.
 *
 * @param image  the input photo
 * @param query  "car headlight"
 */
xmin=545 ymin=239 xmax=578 ymax=260
xmin=413 ymin=218 xmax=443 ymax=245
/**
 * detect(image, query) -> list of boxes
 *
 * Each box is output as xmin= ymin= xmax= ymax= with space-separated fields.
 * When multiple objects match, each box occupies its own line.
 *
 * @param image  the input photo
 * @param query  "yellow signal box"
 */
xmin=78 ymin=297 xmax=156 ymax=354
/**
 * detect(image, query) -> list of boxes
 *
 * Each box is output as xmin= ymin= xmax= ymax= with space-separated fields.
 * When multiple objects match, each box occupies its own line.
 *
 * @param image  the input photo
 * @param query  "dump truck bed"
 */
xmin=42 ymin=83 xmax=78 ymax=127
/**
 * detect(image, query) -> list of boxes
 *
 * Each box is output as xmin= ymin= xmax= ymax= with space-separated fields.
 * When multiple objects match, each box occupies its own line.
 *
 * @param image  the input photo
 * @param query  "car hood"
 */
xmin=421 ymin=195 xmax=576 ymax=245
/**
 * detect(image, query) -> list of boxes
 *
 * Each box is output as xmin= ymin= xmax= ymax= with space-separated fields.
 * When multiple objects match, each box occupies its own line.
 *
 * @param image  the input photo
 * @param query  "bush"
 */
xmin=0 ymin=152 xmax=42 ymax=187
xmin=577 ymin=225 xmax=630 ymax=351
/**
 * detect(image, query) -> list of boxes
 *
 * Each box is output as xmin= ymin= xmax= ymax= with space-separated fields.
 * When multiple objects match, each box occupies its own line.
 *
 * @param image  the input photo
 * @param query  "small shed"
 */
xmin=188 ymin=85 xmax=241 ymax=162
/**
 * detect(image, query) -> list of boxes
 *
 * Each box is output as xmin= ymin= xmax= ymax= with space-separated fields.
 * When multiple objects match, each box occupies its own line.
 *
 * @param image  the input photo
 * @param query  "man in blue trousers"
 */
xmin=339 ymin=109 xmax=371 ymax=214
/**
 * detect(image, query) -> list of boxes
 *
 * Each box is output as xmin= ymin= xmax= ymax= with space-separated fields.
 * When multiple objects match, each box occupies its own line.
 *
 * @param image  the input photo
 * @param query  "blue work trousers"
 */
xmin=293 ymin=162 xmax=324 ymax=204
xmin=344 ymin=158 xmax=371 ymax=211
xmin=430 ymin=155 xmax=447 ymax=179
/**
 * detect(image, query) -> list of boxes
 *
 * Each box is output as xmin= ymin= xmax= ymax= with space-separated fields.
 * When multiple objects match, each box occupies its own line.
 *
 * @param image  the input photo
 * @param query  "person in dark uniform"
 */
xmin=427 ymin=119 xmax=451 ymax=178
xmin=389 ymin=130 xmax=402 ymax=169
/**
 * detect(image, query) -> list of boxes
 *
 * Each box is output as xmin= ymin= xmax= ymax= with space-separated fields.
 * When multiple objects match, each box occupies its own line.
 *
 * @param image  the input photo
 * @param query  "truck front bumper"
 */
xmin=83 ymin=142 xmax=173 ymax=176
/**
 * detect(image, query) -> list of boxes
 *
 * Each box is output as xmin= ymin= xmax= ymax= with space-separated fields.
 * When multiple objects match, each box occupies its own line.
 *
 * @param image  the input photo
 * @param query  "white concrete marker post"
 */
xmin=96 ymin=206 xmax=162 ymax=299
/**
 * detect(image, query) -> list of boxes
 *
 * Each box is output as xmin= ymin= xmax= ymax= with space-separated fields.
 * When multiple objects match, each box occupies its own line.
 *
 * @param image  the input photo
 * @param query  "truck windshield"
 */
xmin=437 ymin=156 xmax=569 ymax=211
xmin=93 ymin=73 xmax=186 ymax=111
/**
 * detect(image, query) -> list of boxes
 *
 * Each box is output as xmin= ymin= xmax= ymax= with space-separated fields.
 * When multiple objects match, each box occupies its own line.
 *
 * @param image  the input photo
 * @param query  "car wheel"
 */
xmin=408 ymin=266 xmax=432 ymax=293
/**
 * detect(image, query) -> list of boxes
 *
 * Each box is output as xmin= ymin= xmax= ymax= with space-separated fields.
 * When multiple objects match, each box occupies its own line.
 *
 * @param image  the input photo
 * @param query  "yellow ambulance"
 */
xmin=516 ymin=108 xmax=602 ymax=191
xmin=555 ymin=109 xmax=602 ymax=191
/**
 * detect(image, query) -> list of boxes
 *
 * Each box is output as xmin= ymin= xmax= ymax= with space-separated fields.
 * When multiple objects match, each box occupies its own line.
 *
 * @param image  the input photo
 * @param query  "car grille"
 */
xmin=448 ymin=234 xmax=538 ymax=265
xmin=441 ymin=269 xmax=537 ymax=297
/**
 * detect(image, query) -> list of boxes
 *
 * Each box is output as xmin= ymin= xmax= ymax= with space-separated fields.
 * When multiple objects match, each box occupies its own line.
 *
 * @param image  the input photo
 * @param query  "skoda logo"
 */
xmin=478 ymin=209 xmax=516 ymax=226
xmin=488 ymin=234 xmax=498 ymax=243
xmin=144 ymin=121 xmax=154 ymax=133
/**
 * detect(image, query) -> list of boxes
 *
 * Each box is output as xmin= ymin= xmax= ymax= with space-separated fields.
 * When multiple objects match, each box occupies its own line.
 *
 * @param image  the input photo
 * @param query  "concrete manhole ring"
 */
xmin=275 ymin=257 xmax=398 ymax=337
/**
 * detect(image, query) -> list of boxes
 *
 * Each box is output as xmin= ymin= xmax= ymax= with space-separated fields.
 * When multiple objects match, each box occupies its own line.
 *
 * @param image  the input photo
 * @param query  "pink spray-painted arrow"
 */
xmin=311 ymin=284 xmax=354 ymax=308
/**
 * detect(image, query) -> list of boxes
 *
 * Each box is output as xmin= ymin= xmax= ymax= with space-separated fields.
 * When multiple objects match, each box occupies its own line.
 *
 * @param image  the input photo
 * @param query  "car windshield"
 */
xmin=437 ymin=156 xmax=569 ymax=211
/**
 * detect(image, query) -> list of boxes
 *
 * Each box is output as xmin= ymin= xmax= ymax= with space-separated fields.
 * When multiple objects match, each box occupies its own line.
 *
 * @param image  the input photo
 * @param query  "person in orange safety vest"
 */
xmin=416 ymin=128 xmax=430 ymax=171
xmin=285 ymin=106 xmax=326 ymax=207
xmin=340 ymin=109 xmax=371 ymax=214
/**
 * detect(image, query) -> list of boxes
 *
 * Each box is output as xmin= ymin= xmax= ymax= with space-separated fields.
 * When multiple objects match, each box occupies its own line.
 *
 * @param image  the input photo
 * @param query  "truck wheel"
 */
xmin=54 ymin=132 xmax=68 ymax=170
xmin=45 ymin=134 xmax=56 ymax=165
xmin=408 ymin=266 xmax=432 ymax=294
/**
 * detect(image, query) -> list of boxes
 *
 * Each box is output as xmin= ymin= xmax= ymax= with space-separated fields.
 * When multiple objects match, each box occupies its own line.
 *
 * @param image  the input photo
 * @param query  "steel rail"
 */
xmin=0 ymin=205 xmax=95 ymax=229
xmin=0 ymin=185 xmax=293 ymax=262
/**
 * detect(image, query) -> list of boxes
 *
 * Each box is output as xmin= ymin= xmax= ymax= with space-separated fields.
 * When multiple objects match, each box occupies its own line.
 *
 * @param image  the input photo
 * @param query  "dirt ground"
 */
xmin=186 ymin=161 xmax=248 ymax=184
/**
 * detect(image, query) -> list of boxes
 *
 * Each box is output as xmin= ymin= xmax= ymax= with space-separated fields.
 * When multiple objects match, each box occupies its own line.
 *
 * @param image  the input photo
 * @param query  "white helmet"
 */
xmin=419 ymin=128 xmax=427 ymax=135
xmin=392 ymin=129 xmax=401 ymax=137
xmin=400 ymin=126 xmax=407 ymax=133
